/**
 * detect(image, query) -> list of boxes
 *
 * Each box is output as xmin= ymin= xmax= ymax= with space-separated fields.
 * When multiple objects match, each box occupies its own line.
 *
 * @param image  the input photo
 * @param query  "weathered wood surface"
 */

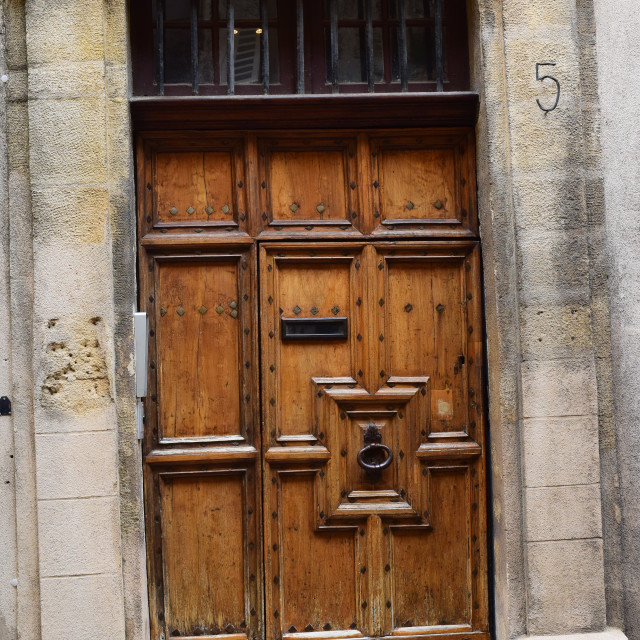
xmin=137 ymin=122 xmax=487 ymax=640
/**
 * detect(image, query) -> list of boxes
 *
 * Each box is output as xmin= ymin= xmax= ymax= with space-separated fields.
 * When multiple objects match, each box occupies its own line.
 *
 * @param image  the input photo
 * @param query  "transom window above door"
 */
xmin=130 ymin=0 xmax=469 ymax=95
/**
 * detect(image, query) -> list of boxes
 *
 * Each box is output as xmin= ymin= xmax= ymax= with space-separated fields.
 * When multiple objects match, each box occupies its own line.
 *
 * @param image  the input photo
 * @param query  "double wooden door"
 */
xmin=137 ymin=122 xmax=488 ymax=640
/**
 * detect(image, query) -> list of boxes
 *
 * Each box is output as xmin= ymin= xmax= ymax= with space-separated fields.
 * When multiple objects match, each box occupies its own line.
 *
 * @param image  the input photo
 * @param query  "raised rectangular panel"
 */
xmin=258 ymin=135 xmax=362 ymax=236
xmin=277 ymin=473 xmax=358 ymax=633
xmin=391 ymin=467 xmax=471 ymax=629
xmin=160 ymin=473 xmax=248 ymax=636
xmin=369 ymin=130 xmax=477 ymax=237
xmin=155 ymin=257 xmax=244 ymax=440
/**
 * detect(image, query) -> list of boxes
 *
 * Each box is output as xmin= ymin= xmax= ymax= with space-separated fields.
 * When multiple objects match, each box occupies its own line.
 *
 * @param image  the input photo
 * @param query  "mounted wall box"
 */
xmin=134 ymin=312 xmax=148 ymax=398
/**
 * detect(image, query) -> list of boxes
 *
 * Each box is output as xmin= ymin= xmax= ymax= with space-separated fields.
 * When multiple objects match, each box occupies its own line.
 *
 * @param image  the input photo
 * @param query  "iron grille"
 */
xmin=131 ymin=0 xmax=469 ymax=96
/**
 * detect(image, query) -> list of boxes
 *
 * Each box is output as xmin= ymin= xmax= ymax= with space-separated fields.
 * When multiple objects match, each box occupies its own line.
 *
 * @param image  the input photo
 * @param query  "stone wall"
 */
xmin=0 ymin=0 xmax=636 ymax=639
xmin=593 ymin=0 xmax=640 ymax=636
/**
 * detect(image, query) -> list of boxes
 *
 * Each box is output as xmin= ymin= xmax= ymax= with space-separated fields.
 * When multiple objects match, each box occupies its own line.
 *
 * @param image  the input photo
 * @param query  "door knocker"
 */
xmin=357 ymin=422 xmax=393 ymax=479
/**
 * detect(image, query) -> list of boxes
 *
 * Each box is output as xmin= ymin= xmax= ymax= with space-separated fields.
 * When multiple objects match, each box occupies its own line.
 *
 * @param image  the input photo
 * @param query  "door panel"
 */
xmin=259 ymin=242 xmax=487 ymax=640
xmin=257 ymin=134 xmax=363 ymax=237
xmin=142 ymin=246 xmax=263 ymax=640
xmin=138 ymin=124 xmax=488 ymax=640
xmin=155 ymin=257 xmax=245 ymax=440
xmin=369 ymin=131 xmax=477 ymax=237
xmin=160 ymin=472 xmax=249 ymax=634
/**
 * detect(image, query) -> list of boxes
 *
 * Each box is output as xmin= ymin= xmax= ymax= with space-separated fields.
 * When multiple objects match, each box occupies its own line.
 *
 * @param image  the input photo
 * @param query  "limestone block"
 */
xmin=520 ymin=304 xmax=592 ymax=361
xmin=104 ymin=3 xmax=130 ymax=67
xmin=521 ymin=359 xmax=597 ymax=417
xmin=502 ymin=0 xmax=573 ymax=32
xmin=502 ymin=39 xmax=582 ymax=113
xmin=33 ymin=244 xmax=113 ymax=317
xmin=517 ymin=230 xmax=591 ymax=306
xmin=35 ymin=432 xmax=118 ymax=500
xmin=38 ymin=496 xmax=121 ymax=577
xmin=28 ymin=62 xmax=105 ymax=99
xmin=6 ymin=70 xmax=28 ymax=102
xmin=40 ymin=574 xmax=125 ymax=640
xmin=523 ymin=416 xmax=600 ymax=487
xmin=7 ymin=102 xmax=29 ymax=172
xmin=32 ymin=186 xmax=108 ymax=244
xmin=25 ymin=0 xmax=105 ymax=64
xmin=525 ymin=484 xmax=603 ymax=541
xmin=512 ymin=171 xmax=587 ymax=232
xmin=34 ymin=406 xmax=117 ymax=435
xmin=28 ymin=98 xmax=107 ymax=186
xmin=526 ymin=539 xmax=606 ymax=633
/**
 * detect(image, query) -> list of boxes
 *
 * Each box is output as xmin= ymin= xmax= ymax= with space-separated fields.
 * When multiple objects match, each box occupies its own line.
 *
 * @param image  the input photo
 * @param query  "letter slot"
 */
xmin=281 ymin=317 xmax=348 ymax=341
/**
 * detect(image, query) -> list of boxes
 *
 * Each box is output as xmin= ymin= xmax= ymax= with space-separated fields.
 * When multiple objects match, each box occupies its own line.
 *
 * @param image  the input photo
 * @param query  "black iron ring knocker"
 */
xmin=357 ymin=423 xmax=393 ymax=478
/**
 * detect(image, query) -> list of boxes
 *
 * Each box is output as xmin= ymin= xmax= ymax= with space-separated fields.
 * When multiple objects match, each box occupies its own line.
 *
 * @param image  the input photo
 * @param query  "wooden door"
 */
xmin=137 ymin=113 xmax=488 ymax=640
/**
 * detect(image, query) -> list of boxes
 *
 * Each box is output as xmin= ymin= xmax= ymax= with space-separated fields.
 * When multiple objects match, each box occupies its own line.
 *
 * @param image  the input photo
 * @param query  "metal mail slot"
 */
xmin=281 ymin=317 xmax=348 ymax=340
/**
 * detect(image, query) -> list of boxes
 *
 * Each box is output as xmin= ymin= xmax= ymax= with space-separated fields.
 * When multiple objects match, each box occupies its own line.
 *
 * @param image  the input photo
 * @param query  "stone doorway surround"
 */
xmin=0 ymin=1 xmax=633 ymax=640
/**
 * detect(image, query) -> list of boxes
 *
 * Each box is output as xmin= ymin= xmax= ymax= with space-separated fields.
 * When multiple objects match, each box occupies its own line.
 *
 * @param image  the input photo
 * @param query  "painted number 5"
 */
xmin=536 ymin=62 xmax=560 ymax=112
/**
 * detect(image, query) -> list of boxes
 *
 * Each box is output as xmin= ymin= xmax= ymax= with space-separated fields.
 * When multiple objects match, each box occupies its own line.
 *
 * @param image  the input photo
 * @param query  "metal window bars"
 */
xmin=153 ymin=0 xmax=445 ymax=95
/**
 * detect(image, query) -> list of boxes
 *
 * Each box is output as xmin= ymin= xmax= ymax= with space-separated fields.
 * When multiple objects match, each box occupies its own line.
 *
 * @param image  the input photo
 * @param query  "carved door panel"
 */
xmin=259 ymin=241 xmax=487 ymax=640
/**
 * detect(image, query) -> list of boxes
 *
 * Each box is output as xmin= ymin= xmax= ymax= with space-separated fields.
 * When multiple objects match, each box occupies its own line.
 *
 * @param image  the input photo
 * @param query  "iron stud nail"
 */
xmin=305 ymin=625 xmax=314 ymax=632
xmin=176 ymin=307 xmax=185 ymax=316
xmin=270 ymin=397 xmax=275 ymax=406
xmin=290 ymin=203 xmax=299 ymax=212
xmin=379 ymin=298 xmax=385 ymax=306
xmin=378 ymin=262 xmax=384 ymax=270
xmin=268 ymin=296 xmax=273 ymax=304
xmin=222 ymin=204 xmax=230 ymax=214
xmin=261 ymin=181 xmax=266 ymax=189
xmin=160 ymin=307 xmax=167 ymax=317
xmin=324 ymin=623 xmax=332 ymax=631
xmin=289 ymin=627 xmax=297 ymax=633
xmin=350 ymin=181 xmax=356 ymax=190
xmin=405 ymin=303 xmax=413 ymax=312
xmin=351 ymin=622 xmax=358 ymax=629
xmin=216 ymin=305 xmax=225 ymax=314
xmin=379 ymin=334 xmax=384 ymax=342
xmin=206 ymin=205 xmax=214 ymax=214
xmin=240 ymin=212 xmax=246 ymax=221
xmin=230 ymin=310 xmax=238 ymax=318
xmin=356 ymin=297 xmax=362 ymax=306
xmin=230 ymin=300 xmax=238 ymax=309
xmin=374 ymin=211 xmax=380 ymax=218
xmin=269 ymin=330 xmax=274 ymax=338
xmin=244 ymin=328 xmax=250 ymax=335
xmin=198 ymin=305 xmax=208 ymax=314
xmin=169 ymin=206 xmax=178 ymax=215
xmin=186 ymin=206 xmax=195 ymax=215
xmin=351 ymin=211 xmax=357 ymax=218
xmin=357 ymin=334 xmax=362 ymax=341
xmin=293 ymin=305 xmax=301 ymax=315
xmin=270 ymin=365 xmax=275 ymax=372
xmin=237 ymin=180 xmax=243 ymax=188
xmin=316 ymin=203 xmax=326 ymax=213
xmin=436 ymin=303 xmax=445 ymax=313
xmin=373 ymin=180 xmax=379 ymax=188
xmin=262 ymin=212 xmax=268 ymax=221
xmin=331 ymin=305 xmax=340 ymax=315
xmin=406 ymin=201 xmax=415 ymax=210
xmin=311 ymin=306 xmax=319 ymax=315
xmin=433 ymin=199 xmax=443 ymax=210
